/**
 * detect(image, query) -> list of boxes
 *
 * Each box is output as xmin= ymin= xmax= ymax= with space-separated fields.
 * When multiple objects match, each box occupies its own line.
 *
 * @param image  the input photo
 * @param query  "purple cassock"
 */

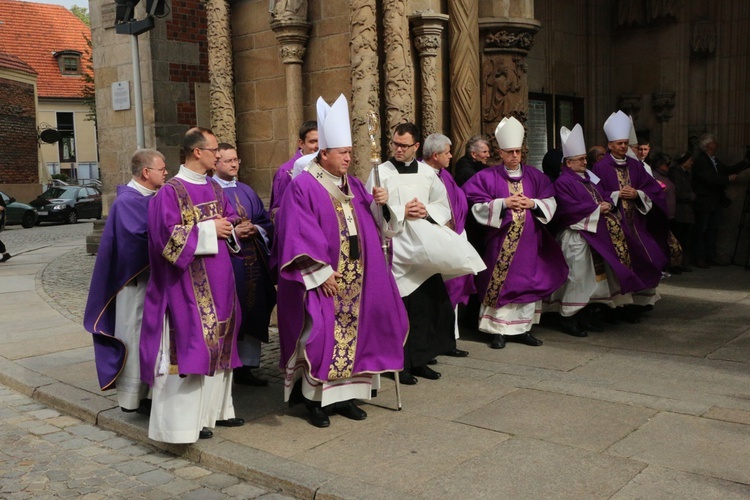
xmin=273 ymin=170 xmax=409 ymax=382
xmin=437 ymin=168 xmax=476 ymax=307
xmin=223 ymin=182 xmax=276 ymax=342
xmin=592 ymin=155 xmax=669 ymax=289
xmin=462 ymin=164 xmax=568 ymax=308
xmin=84 ymin=185 xmax=151 ymax=390
xmin=269 ymin=149 xmax=302 ymax=219
xmin=553 ymin=166 xmax=646 ymax=294
xmin=139 ymin=177 xmax=242 ymax=386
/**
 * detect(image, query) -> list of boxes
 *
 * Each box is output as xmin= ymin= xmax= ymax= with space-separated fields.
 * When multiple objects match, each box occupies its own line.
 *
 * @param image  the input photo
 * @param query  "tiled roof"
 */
xmin=0 ymin=0 xmax=91 ymax=98
xmin=0 ymin=51 xmax=37 ymax=75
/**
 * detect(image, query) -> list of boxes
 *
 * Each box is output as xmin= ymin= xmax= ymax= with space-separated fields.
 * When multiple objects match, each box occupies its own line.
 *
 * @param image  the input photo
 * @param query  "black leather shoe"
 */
xmin=604 ymin=308 xmax=622 ymax=324
xmin=234 ymin=367 xmax=269 ymax=387
xmin=490 ymin=335 xmax=506 ymax=349
xmin=426 ymin=358 xmax=438 ymax=365
xmin=308 ymin=406 xmax=330 ymax=428
xmin=0 ymin=253 xmax=11 ymax=263
xmin=508 ymin=333 xmax=543 ymax=346
xmin=135 ymin=398 xmax=152 ymax=415
xmin=443 ymin=348 xmax=469 ymax=357
xmin=411 ymin=365 xmax=441 ymax=380
xmin=398 ymin=371 xmax=418 ymax=385
xmin=199 ymin=427 xmax=213 ymax=439
xmin=288 ymin=379 xmax=303 ymax=408
xmin=215 ymin=417 xmax=245 ymax=427
xmin=335 ymin=400 xmax=367 ymax=421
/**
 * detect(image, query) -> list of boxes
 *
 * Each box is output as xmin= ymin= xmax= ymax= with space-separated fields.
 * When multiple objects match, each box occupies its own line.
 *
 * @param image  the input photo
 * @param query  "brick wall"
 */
xmin=0 ymin=77 xmax=38 ymax=185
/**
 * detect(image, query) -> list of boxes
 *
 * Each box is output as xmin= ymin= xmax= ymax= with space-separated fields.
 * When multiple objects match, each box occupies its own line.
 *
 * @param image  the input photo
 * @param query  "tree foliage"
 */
xmin=70 ymin=5 xmax=90 ymax=26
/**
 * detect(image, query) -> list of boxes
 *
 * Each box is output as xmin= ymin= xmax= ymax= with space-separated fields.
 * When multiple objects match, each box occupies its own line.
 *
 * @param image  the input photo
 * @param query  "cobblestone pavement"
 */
xmin=0 ymin=386 xmax=294 ymax=500
xmin=1 ymin=222 xmax=95 ymax=255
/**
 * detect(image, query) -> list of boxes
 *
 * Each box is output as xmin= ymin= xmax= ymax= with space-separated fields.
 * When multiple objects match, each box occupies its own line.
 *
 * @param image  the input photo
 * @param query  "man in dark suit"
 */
xmin=691 ymin=133 xmax=749 ymax=268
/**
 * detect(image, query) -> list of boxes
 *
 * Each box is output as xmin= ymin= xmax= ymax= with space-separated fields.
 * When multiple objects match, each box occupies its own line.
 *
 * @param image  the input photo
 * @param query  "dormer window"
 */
xmin=54 ymin=50 xmax=82 ymax=76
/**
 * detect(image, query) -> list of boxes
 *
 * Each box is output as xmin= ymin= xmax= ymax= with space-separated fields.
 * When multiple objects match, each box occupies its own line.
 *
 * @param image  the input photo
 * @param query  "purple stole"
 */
xmin=462 ymin=164 xmax=568 ymax=308
xmin=553 ymin=167 xmax=646 ymax=294
xmin=592 ymin=155 xmax=669 ymax=288
xmin=269 ymin=149 xmax=302 ymax=219
xmin=273 ymin=168 xmax=408 ymax=382
xmin=140 ymin=177 xmax=242 ymax=386
xmin=223 ymin=182 xmax=276 ymax=342
xmin=84 ymin=185 xmax=151 ymax=390
xmin=437 ymin=168 xmax=476 ymax=307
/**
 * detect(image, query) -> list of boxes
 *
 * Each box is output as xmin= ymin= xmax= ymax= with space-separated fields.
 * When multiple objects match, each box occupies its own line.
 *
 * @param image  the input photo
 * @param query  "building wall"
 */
xmin=0 ymin=73 xmax=39 ymax=200
xmin=38 ymin=99 xmax=98 ymax=174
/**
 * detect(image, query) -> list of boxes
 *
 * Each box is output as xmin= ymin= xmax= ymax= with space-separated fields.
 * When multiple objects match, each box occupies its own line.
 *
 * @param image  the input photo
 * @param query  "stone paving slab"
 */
xmin=611 ymin=465 xmax=750 ymax=499
xmin=608 ymin=412 xmax=750 ymax=485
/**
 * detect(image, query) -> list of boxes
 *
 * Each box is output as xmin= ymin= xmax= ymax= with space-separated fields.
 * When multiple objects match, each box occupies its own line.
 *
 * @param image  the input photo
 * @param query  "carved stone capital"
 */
xmin=270 ymin=19 xmax=311 ymax=65
xmin=691 ymin=20 xmax=716 ymax=56
xmin=618 ymin=94 xmax=642 ymax=120
xmin=479 ymin=18 xmax=541 ymax=55
xmin=409 ymin=11 xmax=449 ymax=58
xmin=652 ymin=91 xmax=676 ymax=122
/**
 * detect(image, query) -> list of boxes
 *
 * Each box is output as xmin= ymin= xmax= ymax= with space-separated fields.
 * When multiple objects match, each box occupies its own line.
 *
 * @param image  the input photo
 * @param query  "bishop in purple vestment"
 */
xmin=84 ymin=149 xmax=167 ymax=411
xmin=273 ymin=94 xmax=407 ymax=428
xmin=462 ymin=117 xmax=568 ymax=349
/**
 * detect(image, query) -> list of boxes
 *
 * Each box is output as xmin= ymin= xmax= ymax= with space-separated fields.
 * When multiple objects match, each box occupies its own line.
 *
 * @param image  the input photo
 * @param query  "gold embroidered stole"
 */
xmin=308 ymin=163 xmax=364 ymax=380
xmin=167 ymin=178 xmax=235 ymax=375
xmin=582 ymin=181 xmax=631 ymax=272
xmin=483 ymin=179 xmax=525 ymax=307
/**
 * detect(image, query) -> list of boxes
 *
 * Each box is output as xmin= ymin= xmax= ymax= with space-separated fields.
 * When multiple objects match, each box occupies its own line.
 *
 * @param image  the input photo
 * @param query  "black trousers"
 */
xmin=402 ymin=274 xmax=456 ymax=370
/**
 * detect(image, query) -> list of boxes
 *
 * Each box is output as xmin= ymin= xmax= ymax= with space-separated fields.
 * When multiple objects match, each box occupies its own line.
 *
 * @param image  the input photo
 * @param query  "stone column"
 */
xmin=410 ymin=12 xmax=449 ymax=140
xmin=382 ymin=0 xmax=414 ymax=142
xmin=270 ymin=6 xmax=311 ymax=156
xmin=206 ymin=0 xmax=236 ymax=144
xmin=448 ymin=0 xmax=481 ymax=164
xmin=479 ymin=18 xmax=540 ymax=139
xmin=350 ymin=0 xmax=381 ymax=178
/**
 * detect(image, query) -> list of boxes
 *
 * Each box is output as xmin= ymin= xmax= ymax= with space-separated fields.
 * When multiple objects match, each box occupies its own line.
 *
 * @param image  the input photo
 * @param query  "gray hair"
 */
xmin=131 ymin=149 xmax=166 ymax=177
xmin=466 ymin=135 xmax=489 ymax=156
xmin=423 ymin=133 xmax=452 ymax=159
xmin=698 ymin=133 xmax=716 ymax=151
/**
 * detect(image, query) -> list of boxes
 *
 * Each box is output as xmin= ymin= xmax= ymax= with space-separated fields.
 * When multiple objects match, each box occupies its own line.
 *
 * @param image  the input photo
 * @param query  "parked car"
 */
xmin=0 ymin=190 xmax=38 ymax=228
xmin=29 ymin=185 xmax=103 ymax=224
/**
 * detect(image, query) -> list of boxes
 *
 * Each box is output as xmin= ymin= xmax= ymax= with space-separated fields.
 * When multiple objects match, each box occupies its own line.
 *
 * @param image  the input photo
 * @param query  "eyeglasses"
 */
xmin=220 ymin=158 xmax=241 ymax=165
xmin=501 ymin=149 xmax=522 ymax=156
xmin=392 ymin=141 xmax=416 ymax=150
xmin=197 ymin=147 xmax=220 ymax=154
xmin=146 ymin=167 xmax=168 ymax=173
xmin=567 ymin=157 xmax=587 ymax=163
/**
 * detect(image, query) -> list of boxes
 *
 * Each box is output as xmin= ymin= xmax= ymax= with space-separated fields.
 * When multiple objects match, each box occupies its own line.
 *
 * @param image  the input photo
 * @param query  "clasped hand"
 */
xmin=235 ymin=219 xmax=258 ymax=239
xmin=504 ymin=194 xmax=534 ymax=210
xmin=320 ymin=271 xmax=343 ymax=297
xmin=213 ymin=216 xmax=234 ymax=239
xmin=619 ymin=186 xmax=638 ymax=200
xmin=405 ymin=198 xmax=427 ymax=219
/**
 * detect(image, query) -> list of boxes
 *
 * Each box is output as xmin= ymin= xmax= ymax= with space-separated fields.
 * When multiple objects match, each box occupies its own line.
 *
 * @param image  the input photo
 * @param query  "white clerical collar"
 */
xmin=176 ymin=164 xmax=208 ymax=184
xmin=611 ymin=153 xmax=627 ymax=165
xmin=320 ymin=165 xmax=344 ymax=187
xmin=504 ymin=165 xmax=522 ymax=178
xmin=127 ymin=179 xmax=157 ymax=196
xmin=213 ymin=175 xmax=236 ymax=188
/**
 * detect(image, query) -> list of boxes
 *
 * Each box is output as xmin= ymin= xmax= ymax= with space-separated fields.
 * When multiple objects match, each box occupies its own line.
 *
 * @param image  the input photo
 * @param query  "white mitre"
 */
xmin=603 ymin=110 xmax=631 ymax=142
xmin=291 ymin=152 xmax=318 ymax=179
xmin=494 ymin=116 xmax=525 ymax=150
xmin=316 ymin=94 xmax=352 ymax=150
xmin=560 ymin=124 xmax=586 ymax=158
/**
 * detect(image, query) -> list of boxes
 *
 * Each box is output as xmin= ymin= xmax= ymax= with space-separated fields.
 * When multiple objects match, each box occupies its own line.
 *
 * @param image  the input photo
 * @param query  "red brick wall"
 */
xmin=166 ymin=0 xmax=209 ymax=127
xmin=0 ymin=77 xmax=38 ymax=184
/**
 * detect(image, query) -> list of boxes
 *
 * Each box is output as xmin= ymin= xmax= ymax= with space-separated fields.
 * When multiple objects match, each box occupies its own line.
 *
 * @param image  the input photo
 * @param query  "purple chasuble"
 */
xmin=84 ymin=185 xmax=151 ymax=390
xmin=592 ymin=155 xmax=669 ymax=288
xmin=273 ymin=170 xmax=408 ymax=382
xmin=437 ymin=168 xmax=476 ymax=307
xmin=140 ymin=177 xmax=242 ymax=386
xmin=462 ymin=164 xmax=568 ymax=308
xmin=269 ymin=149 xmax=302 ymax=219
xmin=223 ymin=182 xmax=277 ymax=342
xmin=553 ymin=167 xmax=646 ymax=294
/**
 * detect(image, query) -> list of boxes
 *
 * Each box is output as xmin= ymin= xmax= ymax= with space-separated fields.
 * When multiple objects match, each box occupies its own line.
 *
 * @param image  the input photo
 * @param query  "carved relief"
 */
xmin=652 ymin=91 xmax=675 ymax=122
xmin=691 ymin=20 xmax=716 ymax=56
xmin=481 ymin=54 xmax=526 ymax=124
xmin=382 ymin=0 xmax=414 ymax=142
xmin=270 ymin=0 xmax=307 ymax=22
xmin=279 ymin=45 xmax=306 ymax=63
xmin=410 ymin=11 xmax=448 ymax=141
xmin=618 ymin=94 xmax=642 ymax=120
xmin=414 ymin=34 xmax=440 ymax=57
xmin=617 ymin=0 xmax=678 ymax=27
xmin=350 ymin=0 xmax=381 ymax=178
xmin=484 ymin=30 xmax=535 ymax=52
xmin=647 ymin=0 xmax=679 ymax=22
xmin=448 ymin=0 xmax=481 ymax=164
xmin=206 ymin=0 xmax=236 ymax=144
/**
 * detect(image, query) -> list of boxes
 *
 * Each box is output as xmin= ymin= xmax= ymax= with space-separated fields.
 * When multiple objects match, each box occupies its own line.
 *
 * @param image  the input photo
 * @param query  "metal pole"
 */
xmin=131 ymin=34 xmax=145 ymax=149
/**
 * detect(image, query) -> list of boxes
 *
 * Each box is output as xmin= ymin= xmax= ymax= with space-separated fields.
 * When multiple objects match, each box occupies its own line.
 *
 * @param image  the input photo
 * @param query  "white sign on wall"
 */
xmin=112 ymin=81 xmax=131 ymax=111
